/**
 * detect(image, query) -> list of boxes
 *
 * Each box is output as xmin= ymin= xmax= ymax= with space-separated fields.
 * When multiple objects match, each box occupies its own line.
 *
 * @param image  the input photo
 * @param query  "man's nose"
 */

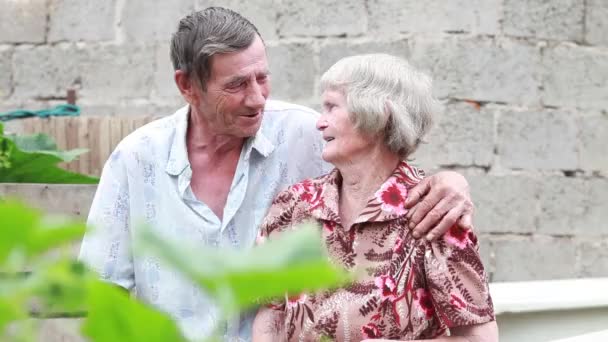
xmin=245 ymin=81 xmax=266 ymax=109
xmin=316 ymin=118 xmax=328 ymax=131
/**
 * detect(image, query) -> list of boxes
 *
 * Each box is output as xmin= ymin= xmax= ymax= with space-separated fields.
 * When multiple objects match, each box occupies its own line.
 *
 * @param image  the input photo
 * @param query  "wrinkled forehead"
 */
xmin=208 ymin=36 xmax=269 ymax=81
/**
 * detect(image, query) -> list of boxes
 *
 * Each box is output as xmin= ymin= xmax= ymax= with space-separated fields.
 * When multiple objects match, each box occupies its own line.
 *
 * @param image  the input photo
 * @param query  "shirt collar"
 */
xmin=310 ymin=161 xmax=424 ymax=229
xmin=165 ymin=106 xmax=275 ymax=176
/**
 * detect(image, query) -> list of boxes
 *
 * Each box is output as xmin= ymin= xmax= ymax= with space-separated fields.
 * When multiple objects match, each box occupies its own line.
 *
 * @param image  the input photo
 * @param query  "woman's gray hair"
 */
xmin=320 ymin=54 xmax=437 ymax=159
xmin=170 ymin=7 xmax=261 ymax=90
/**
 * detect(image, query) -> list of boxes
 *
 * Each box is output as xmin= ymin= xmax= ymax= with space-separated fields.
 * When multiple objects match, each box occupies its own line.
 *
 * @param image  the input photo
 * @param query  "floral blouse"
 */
xmin=258 ymin=161 xmax=495 ymax=341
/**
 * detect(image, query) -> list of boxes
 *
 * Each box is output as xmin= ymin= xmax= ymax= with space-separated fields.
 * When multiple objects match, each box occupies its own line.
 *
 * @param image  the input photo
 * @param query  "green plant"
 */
xmin=0 ymin=201 xmax=347 ymax=341
xmin=0 ymin=123 xmax=98 ymax=184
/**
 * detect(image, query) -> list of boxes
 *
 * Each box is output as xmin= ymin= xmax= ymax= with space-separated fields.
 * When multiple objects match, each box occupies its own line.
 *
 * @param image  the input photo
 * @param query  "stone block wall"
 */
xmin=1 ymin=0 xmax=607 ymax=282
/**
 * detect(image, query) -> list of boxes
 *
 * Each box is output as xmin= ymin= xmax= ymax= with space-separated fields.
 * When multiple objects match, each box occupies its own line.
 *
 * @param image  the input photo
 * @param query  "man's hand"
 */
xmin=404 ymin=171 xmax=474 ymax=241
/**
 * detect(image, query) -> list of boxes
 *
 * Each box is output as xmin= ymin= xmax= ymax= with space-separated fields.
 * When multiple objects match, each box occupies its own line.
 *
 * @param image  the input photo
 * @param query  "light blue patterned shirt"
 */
xmin=79 ymin=100 xmax=331 ymax=341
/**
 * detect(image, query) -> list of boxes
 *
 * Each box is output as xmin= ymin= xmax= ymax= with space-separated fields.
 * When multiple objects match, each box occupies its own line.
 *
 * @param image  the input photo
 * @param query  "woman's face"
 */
xmin=317 ymin=89 xmax=376 ymax=165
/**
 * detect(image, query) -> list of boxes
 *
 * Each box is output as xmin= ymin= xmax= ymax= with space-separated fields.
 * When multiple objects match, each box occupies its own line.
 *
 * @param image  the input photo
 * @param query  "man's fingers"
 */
xmin=404 ymin=177 xmax=431 ymax=209
xmin=408 ymin=188 xmax=449 ymax=229
xmin=410 ymin=196 xmax=452 ymax=238
xmin=458 ymin=212 xmax=474 ymax=231
xmin=424 ymin=204 xmax=464 ymax=241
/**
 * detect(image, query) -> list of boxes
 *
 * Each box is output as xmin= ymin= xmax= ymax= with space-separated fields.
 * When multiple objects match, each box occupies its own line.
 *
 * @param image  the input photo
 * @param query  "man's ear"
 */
xmin=175 ymin=70 xmax=197 ymax=103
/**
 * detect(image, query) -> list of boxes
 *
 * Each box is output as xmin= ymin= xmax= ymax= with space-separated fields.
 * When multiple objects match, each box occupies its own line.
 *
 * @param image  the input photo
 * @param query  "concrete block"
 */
xmin=368 ymin=0 xmax=500 ymax=35
xmin=503 ymin=0 xmax=584 ymax=41
xmin=48 ymin=0 xmax=116 ymax=42
xmin=277 ymin=0 xmax=367 ymax=37
xmin=0 ymin=0 xmax=47 ymax=43
xmin=0 ymin=47 xmax=12 ymax=99
xmin=319 ymin=39 xmax=409 ymax=74
xmin=470 ymin=175 xmax=540 ymax=235
xmin=537 ymin=177 xmax=608 ymax=236
xmin=266 ymin=42 xmax=316 ymax=102
xmin=152 ymin=43 xmax=182 ymax=102
xmin=409 ymin=36 xmax=541 ymax=105
xmin=77 ymin=101 xmax=180 ymax=117
xmin=497 ymin=108 xmax=578 ymax=170
xmin=196 ymin=0 xmax=279 ymax=40
xmin=0 ymin=184 xmax=97 ymax=218
xmin=122 ymin=0 xmax=194 ymax=43
xmin=586 ymin=0 xmax=608 ymax=46
xmin=80 ymin=44 xmax=155 ymax=101
xmin=12 ymin=45 xmax=85 ymax=99
xmin=412 ymin=101 xmax=494 ymax=168
xmin=542 ymin=43 xmax=608 ymax=110
xmin=579 ymin=113 xmax=608 ymax=173
xmin=492 ymin=236 xmax=578 ymax=281
xmin=578 ymin=239 xmax=608 ymax=277
xmin=477 ymin=234 xmax=495 ymax=281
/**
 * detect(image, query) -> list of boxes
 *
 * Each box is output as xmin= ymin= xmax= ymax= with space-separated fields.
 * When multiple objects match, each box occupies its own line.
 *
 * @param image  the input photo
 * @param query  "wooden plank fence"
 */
xmin=16 ymin=116 xmax=161 ymax=176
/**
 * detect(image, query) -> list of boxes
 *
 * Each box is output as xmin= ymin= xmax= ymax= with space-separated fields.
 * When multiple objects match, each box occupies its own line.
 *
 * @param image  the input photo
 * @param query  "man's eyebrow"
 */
xmin=224 ymin=69 xmax=271 ymax=87
xmin=225 ymin=75 xmax=248 ymax=86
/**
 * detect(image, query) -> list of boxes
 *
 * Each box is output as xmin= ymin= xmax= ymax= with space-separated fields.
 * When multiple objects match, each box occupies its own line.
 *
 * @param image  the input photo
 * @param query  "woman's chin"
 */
xmin=321 ymin=151 xmax=336 ymax=165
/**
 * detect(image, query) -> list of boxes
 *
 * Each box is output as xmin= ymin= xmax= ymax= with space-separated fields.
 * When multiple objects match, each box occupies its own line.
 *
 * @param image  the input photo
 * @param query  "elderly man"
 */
xmin=79 ymin=7 xmax=475 ymax=341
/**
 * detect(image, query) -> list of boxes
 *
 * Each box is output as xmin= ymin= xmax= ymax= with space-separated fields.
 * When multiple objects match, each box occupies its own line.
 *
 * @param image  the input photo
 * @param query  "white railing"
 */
xmin=490 ymin=278 xmax=608 ymax=342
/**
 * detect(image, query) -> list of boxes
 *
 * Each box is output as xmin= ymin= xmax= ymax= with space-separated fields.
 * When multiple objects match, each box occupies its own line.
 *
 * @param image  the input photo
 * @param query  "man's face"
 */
xmin=192 ymin=35 xmax=270 ymax=138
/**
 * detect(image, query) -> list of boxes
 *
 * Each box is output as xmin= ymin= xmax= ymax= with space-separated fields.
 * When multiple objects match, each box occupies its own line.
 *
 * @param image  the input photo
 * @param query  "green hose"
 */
xmin=0 ymin=104 xmax=80 ymax=122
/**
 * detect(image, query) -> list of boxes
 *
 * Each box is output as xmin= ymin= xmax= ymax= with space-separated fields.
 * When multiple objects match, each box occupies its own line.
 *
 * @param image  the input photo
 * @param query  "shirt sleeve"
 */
xmin=424 ymin=225 xmax=495 ymax=328
xmin=257 ymin=186 xmax=300 ymax=244
xmin=78 ymin=148 xmax=134 ymax=291
xmin=256 ymin=186 xmax=302 ymax=315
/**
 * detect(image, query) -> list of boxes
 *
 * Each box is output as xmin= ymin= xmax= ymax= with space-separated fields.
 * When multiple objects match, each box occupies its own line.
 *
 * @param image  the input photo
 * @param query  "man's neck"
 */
xmin=187 ymin=109 xmax=245 ymax=158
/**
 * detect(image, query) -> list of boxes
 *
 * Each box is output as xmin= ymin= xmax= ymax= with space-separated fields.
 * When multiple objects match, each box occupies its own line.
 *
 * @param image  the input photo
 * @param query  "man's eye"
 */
xmin=228 ymin=82 xmax=245 ymax=89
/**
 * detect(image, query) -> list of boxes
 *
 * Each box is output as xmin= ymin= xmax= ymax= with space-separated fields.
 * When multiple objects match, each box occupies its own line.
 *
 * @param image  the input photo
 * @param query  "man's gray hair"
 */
xmin=170 ymin=7 xmax=261 ymax=90
xmin=320 ymin=54 xmax=436 ymax=159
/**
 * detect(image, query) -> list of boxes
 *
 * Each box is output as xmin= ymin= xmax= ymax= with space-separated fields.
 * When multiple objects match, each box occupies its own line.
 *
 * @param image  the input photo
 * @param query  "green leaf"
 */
xmin=0 ymin=128 xmax=98 ymax=184
xmin=81 ymin=280 xmax=186 ymax=342
xmin=136 ymin=224 xmax=351 ymax=316
xmin=7 ymin=133 xmax=88 ymax=162
xmin=29 ymin=260 xmax=92 ymax=314
xmin=0 ymin=201 xmax=86 ymax=267
xmin=0 ymin=300 xmax=25 ymax=334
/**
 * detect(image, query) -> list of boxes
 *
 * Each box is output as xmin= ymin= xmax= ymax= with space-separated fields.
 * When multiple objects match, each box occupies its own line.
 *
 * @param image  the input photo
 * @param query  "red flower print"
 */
xmin=414 ymin=288 xmax=435 ymax=319
xmin=294 ymin=179 xmax=315 ymax=202
xmin=449 ymin=293 xmax=467 ymax=310
xmin=323 ymin=221 xmax=336 ymax=232
xmin=309 ymin=187 xmax=325 ymax=211
xmin=361 ymin=323 xmax=382 ymax=339
xmin=300 ymin=192 xmax=313 ymax=202
xmin=445 ymin=224 xmax=471 ymax=249
xmin=375 ymin=179 xmax=408 ymax=215
xmin=374 ymin=275 xmax=397 ymax=300
xmin=393 ymin=237 xmax=404 ymax=253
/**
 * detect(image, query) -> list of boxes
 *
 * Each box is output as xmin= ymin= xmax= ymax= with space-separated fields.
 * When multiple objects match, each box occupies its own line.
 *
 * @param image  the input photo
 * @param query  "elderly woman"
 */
xmin=252 ymin=54 xmax=497 ymax=341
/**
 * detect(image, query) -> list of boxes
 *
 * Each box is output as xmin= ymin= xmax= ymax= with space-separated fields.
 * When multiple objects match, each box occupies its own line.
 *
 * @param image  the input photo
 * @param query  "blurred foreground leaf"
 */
xmin=82 ymin=280 xmax=186 ymax=342
xmin=136 ymin=224 xmax=351 ymax=316
xmin=0 ymin=201 xmax=85 ymax=268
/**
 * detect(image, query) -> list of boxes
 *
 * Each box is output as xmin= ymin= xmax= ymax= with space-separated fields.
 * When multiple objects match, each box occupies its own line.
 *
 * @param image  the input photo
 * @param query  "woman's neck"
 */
xmin=335 ymin=147 xmax=400 ymax=229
